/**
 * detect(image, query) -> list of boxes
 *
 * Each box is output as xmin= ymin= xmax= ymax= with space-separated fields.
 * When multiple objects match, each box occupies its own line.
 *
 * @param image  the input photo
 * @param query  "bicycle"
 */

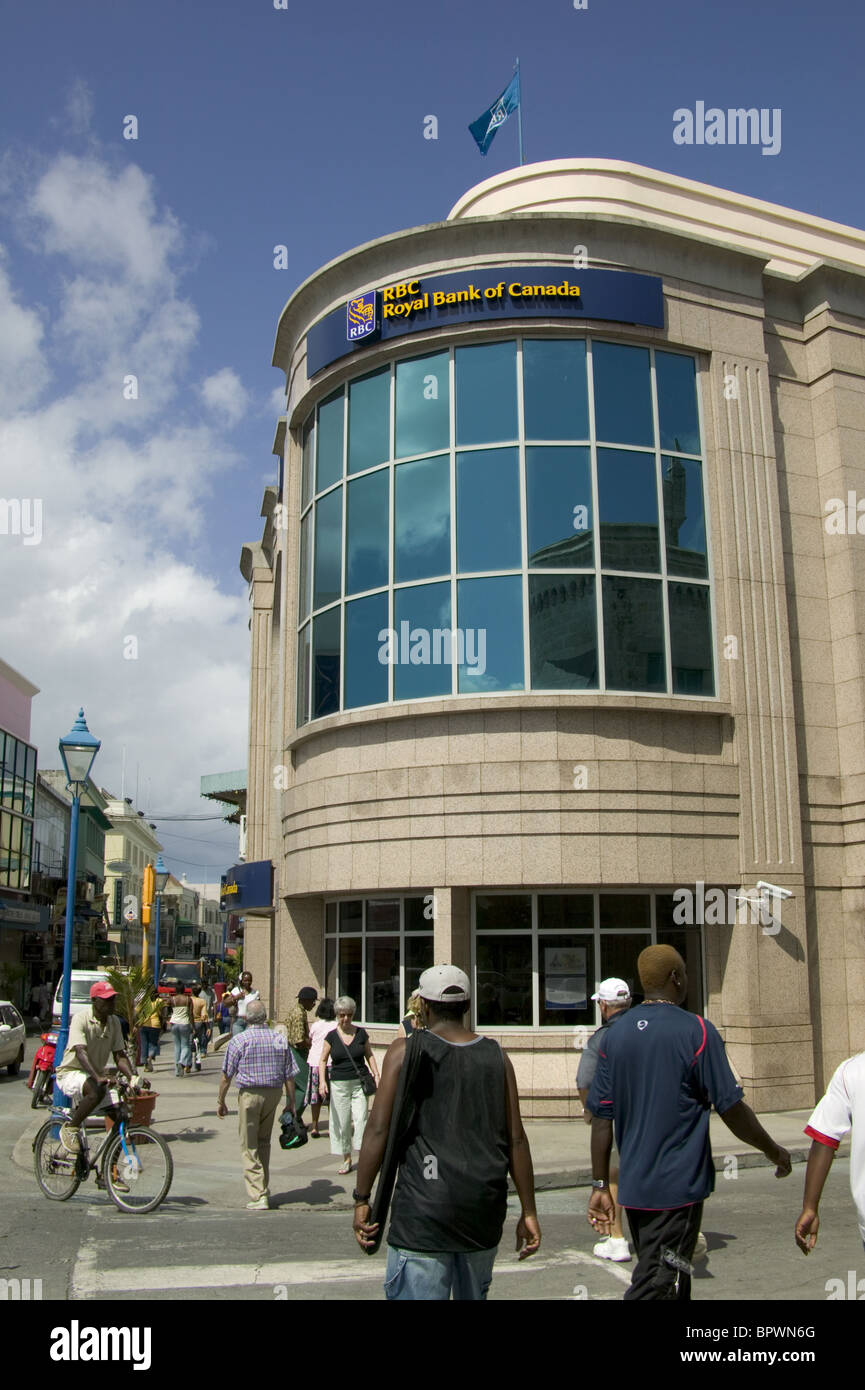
xmin=32 ymin=1076 xmax=173 ymax=1214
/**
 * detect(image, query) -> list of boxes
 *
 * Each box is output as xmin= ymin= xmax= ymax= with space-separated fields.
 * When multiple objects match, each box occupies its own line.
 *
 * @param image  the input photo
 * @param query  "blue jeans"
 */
xmin=384 ymin=1245 xmax=498 ymax=1301
xmin=140 ymin=1027 xmax=160 ymax=1062
xmin=231 ymin=1019 xmax=247 ymax=1036
xmin=172 ymin=1024 xmax=192 ymax=1068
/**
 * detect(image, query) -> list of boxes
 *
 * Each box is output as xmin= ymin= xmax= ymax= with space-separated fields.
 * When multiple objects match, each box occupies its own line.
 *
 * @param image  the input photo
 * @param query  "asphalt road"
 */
xmin=1 ymin=1039 xmax=863 ymax=1307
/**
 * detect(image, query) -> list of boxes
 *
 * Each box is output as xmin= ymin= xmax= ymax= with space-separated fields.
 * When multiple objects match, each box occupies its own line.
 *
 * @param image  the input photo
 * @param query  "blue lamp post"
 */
xmin=153 ymin=854 xmax=169 ymax=988
xmin=54 ymin=710 xmax=101 ymax=1106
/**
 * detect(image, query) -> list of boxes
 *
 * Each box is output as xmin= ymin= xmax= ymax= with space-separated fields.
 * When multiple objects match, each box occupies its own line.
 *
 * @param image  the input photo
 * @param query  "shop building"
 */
xmin=240 ymin=158 xmax=865 ymax=1114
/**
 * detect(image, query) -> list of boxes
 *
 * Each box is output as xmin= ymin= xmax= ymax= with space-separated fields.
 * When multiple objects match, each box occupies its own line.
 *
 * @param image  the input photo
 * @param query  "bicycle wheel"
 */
xmin=103 ymin=1127 xmax=173 ymax=1213
xmin=33 ymin=1121 xmax=82 ymax=1200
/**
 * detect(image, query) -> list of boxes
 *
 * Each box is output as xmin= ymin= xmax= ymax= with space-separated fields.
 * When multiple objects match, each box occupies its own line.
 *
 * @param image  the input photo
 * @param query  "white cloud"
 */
xmin=65 ymin=79 xmax=94 ymax=137
xmin=201 ymin=367 xmax=249 ymax=426
xmin=0 ymin=144 xmax=250 ymax=830
xmin=0 ymin=251 xmax=50 ymax=411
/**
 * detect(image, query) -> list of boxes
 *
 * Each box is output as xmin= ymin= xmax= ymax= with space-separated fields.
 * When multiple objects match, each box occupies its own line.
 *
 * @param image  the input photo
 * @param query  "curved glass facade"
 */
xmin=297 ymin=337 xmax=712 ymax=725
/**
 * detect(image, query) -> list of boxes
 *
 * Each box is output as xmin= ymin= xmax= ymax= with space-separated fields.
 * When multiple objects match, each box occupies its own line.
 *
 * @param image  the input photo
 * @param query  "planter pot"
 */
xmin=104 ymin=1091 xmax=158 ymax=1130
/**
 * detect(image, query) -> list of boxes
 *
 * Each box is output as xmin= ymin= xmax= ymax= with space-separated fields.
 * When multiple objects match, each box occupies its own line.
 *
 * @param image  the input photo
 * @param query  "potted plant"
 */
xmin=105 ymin=963 xmax=160 ymax=1125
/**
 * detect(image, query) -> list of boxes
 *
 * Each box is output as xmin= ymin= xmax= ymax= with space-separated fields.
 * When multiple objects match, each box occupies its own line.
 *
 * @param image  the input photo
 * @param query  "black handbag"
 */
xmin=279 ymin=1108 xmax=308 ymax=1149
xmin=337 ymin=1028 xmax=377 ymax=1096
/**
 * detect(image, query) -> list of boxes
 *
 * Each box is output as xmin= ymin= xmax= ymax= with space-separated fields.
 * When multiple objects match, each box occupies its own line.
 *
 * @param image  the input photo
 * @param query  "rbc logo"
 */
xmin=347 ymin=291 xmax=377 ymax=342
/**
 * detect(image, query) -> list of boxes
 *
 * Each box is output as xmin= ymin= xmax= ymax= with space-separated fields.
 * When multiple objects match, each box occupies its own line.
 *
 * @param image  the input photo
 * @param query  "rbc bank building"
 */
xmin=236 ymin=158 xmax=865 ymax=1115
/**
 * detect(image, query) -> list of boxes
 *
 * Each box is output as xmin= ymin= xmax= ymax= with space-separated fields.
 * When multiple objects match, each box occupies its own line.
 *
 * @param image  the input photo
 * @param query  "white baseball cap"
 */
xmin=418 ymin=964 xmax=471 ymax=1002
xmin=591 ymin=977 xmax=631 ymax=1004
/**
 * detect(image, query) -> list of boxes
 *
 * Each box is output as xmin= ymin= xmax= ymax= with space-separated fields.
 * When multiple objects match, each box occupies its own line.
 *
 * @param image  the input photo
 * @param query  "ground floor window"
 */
xmin=323 ymin=895 xmax=434 ymax=1024
xmin=474 ymin=891 xmax=704 ymax=1029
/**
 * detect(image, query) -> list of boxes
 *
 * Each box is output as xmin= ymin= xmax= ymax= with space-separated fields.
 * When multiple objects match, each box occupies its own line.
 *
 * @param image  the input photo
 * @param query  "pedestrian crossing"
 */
xmin=69 ymin=1209 xmax=630 ymax=1300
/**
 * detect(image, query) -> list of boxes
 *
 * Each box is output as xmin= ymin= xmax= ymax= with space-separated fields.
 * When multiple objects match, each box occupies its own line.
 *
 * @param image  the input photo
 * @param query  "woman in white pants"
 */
xmin=319 ymin=996 xmax=380 ymax=1175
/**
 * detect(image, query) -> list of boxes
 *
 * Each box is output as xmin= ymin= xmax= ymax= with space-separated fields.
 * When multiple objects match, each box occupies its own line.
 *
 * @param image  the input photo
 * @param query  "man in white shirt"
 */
xmin=231 ymin=971 xmax=260 ymax=1036
xmin=795 ymin=1051 xmax=865 ymax=1254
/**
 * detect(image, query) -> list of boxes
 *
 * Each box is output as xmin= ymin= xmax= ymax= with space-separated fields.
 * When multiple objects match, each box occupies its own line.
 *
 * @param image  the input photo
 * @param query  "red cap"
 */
xmin=90 ymin=982 xmax=117 ymax=1000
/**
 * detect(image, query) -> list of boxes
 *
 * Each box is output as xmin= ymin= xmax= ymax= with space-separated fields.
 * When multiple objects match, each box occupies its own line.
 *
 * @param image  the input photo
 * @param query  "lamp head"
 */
xmin=58 ymin=709 xmax=101 ymax=790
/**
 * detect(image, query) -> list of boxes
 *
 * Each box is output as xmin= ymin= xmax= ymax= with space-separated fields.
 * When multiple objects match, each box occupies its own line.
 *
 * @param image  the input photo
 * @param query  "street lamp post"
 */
xmin=54 ymin=710 xmax=101 ymax=1106
xmin=153 ymin=854 xmax=169 ymax=988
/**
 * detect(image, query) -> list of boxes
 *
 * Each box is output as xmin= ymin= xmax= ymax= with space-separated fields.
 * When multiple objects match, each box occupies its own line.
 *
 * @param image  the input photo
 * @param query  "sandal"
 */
xmin=337 ymin=1160 xmax=352 ymax=1175
xmin=310 ymin=1129 xmax=320 ymax=1138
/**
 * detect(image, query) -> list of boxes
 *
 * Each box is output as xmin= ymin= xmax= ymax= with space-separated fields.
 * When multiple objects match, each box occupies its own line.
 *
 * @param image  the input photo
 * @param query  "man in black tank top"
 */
xmin=352 ymin=964 xmax=541 ymax=1300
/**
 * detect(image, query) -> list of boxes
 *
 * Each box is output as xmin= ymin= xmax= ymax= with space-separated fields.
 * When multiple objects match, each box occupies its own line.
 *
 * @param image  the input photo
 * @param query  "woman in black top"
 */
xmin=319 ymin=996 xmax=380 ymax=1175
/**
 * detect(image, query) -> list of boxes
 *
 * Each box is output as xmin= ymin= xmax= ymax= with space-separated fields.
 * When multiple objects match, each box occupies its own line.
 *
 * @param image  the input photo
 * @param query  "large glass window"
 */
xmin=297 ymin=339 xmax=711 ymax=722
xmin=348 ymin=368 xmax=390 ymax=475
xmin=475 ymin=891 xmax=704 ymax=1028
xmin=456 ymin=447 xmax=520 ymax=573
xmin=394 ymin=455 xmax=450 ymax=582
xmin=455 ymin=342 xmax=518 ymax=445
xmin=395 ymin=352 xmax=449 ymax=458
xmin=325 ymin=896 xmax=434 ymax=1024
xmin=523 ymin=339 xmax=588 ymax=440
xmin=346 ymin=470 xmax=389 ymax=595
xmin=0 ymin=732 xmax=36 ymax=890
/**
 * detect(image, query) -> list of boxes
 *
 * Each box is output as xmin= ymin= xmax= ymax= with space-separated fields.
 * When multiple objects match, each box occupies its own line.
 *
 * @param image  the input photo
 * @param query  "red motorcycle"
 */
xmin=26 ymin=1030 xmax=58 ymax=1109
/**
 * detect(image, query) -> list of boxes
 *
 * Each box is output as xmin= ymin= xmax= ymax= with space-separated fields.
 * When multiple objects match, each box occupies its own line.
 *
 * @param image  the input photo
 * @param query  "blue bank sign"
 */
xmin=220 ymin=860 xmax=274 ymax=913
xmin=307 ymin=265 xmax=664 ymax=375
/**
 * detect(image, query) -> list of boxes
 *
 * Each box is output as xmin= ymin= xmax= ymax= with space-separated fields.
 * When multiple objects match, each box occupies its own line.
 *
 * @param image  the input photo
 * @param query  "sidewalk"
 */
xmin=14 ymin=1048 xmax=823 ymax=1209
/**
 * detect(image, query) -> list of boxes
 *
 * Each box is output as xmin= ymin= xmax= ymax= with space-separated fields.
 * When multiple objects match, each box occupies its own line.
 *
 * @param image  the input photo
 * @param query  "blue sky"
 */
xmin=1 ymin=0 xmax=862 ymax=878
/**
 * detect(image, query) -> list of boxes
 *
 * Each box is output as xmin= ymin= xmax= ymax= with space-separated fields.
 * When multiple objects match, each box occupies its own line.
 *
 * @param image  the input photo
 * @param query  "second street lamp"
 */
xmin=54 ymin=709 xmax=101 ymax=1107
xmin=153 ymin=854 xmax=169 ymax=988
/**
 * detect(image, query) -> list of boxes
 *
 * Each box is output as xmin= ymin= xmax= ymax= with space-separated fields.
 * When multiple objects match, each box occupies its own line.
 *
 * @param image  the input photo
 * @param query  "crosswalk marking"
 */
xmin=70 ymin=1237 xmax=629 ymax=1297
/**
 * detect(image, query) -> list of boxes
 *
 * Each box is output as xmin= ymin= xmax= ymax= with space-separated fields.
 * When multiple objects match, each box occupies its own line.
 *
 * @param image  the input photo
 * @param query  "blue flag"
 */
xmin=468 ymin=71 xmax=520 ymax=156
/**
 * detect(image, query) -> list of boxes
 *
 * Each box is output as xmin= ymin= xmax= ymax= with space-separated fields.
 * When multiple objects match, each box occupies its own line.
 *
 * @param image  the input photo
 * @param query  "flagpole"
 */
xmin=516 ymin=57 xmax=525 ymax=166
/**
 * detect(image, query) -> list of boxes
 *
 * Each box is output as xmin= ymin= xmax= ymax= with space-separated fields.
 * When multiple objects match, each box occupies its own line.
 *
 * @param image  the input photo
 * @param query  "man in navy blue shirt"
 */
xmin=586 ymin=944 xmax=791 ymax=1299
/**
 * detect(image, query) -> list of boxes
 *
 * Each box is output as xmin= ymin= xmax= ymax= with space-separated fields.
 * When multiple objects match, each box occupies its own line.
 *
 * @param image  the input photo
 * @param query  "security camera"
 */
xmin=756 ymin=881 xmax=794 ymax=901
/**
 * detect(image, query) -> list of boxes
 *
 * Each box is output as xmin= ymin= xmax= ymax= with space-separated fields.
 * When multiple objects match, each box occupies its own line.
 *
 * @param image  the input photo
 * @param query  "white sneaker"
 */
xmin=59 ymin=1122 xmax=81 ymax=1153
xmin=246 ymin=1195 xmax=270 ymax=1210
xmin=593 ymin=1236 xmax=632 ymax=1262
xmin=692 ymin=1232 xmax=708 ymax=1262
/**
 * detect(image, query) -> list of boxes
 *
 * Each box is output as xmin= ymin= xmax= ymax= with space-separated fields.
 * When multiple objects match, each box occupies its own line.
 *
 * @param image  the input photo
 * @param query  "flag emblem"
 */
xmin=347 ymin=291 xmax=378 ymax=342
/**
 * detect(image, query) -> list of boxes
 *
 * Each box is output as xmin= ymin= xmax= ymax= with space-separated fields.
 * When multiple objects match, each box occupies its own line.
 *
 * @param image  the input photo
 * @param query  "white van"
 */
xmin=51 ymin=970 xmax=112 ymax=1025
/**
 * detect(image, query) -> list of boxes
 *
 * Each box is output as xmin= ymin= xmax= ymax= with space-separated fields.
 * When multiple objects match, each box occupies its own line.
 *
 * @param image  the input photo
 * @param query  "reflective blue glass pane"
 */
xmin=523 ymin=339 xmax=588 ymax=439
xmin=316 ymin=391 xmax=344 ymax=492
xmin=296 ymin=624 xmax=310 ymax=726
xmin=313 ymin=488 xmax=342 ymax=609
xmin=393 ymin=582 xmax=452 ymax=700
xmin=312 ymin=606 xmax=341 ymax=718
xmin=456 ymin=447 xmax=520 ymax=573
xmin=395 ymin=352 xmax=449 ymax=458
xmin=299 ymin=512 xmax=312 ymax=618
xmin=345 ymin=592 xmax=389 ymax=709
xmin=592 ymin=341 xmax=653 ymax=446
xmin=457 ymin=576 xmax=524 ymax=693
xmin=529 ymin=574 xmax=598 ymax=689
xmin=669 ymin=582 xmax=714 ymax=695
xmin=302 ymin=417 xmax=314 ymax=509
xmin=602 ymin=576 xmax=665 ymax=692
xmin=348 ymin=368 xmax=390 ymax=475
xmin=346 ymin=470 xmax=389 ymax=595
xmin=394 ymin=454 xmax=450 ymax=582
xmin=663 ymin=456 xmax=707 ymax=579
xmin=526 ymin=446 xmax=593 ymax=568
xmin=455 ymin=342 xmax=518 ymax=445
xmin=656 ymin=351 xmax=700 ymax=454
xmin=597 ymin=448 xmax=659 ymax=572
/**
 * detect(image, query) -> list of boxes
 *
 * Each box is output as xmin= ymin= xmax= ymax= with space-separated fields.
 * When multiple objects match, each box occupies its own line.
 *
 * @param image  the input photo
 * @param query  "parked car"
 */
xmin=0 ymin=1001 xmax=26 ymax=1074
xmin=51 ymin=970 xmax=111 ymax=1026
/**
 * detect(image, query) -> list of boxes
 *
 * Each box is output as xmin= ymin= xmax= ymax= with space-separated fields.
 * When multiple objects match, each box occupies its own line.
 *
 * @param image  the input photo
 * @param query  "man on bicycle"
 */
xmin=54 ymin=981 xmax=139 ymax=1153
